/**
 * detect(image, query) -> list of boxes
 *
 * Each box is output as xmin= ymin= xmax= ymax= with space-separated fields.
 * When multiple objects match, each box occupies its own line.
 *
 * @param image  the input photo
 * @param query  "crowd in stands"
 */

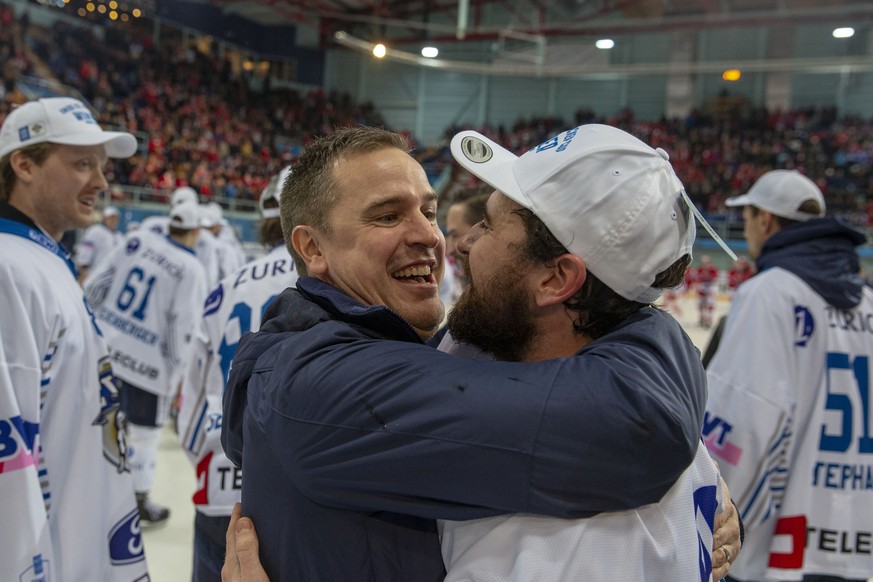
xmin=446 ymin=106 xmax=873 ymax=226
xmin=1 ymin=7 xmax=390 ymax=202
xmin=0 ymin=2 xmax=33 ymax=106
xmin=1 ymin=0 xmax=871 ymax=227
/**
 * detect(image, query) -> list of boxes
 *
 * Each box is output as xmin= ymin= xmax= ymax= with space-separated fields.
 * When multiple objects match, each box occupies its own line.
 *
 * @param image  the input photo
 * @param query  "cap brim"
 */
xmin=53 ymin=131 xmax=138 ymax=158
xmin=724 ymin=194 xmax=752 ymax=207
xmin=450 ymin=131 xmax=525 ymax=203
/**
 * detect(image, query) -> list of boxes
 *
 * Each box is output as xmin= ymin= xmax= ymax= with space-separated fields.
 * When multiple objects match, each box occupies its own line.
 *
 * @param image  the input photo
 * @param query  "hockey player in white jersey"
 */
xmin=0 ymin=97 xmax=149 ymax=580
xmin=201 ymin=201 xmax=246 ymax=281
xmin=179 ymin=167 xmax=297 ymax=581
xmin=141 ymin=186 xmax=222 ymax=284
xmin=86 ymin=200 xmax=209 ymax=524
xmin=139 ymin=185 xmax=198 ymax=234
xmin=705 ymin=169 xmax=871 ymax=581
xmin=75 ymin=204 xmax=122 ymax=283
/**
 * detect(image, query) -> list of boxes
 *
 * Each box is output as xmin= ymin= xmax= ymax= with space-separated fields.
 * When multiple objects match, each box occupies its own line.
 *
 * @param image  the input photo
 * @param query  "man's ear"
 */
xmin=291 ymin=225 xmax=328 ymax=277
xmin=535 ymin=253 xmax=587 ymax=308
xmin=9 ymin=151 xmax=36 ymax=183
xmin=758 ymin=210 xmax=780 ymax=236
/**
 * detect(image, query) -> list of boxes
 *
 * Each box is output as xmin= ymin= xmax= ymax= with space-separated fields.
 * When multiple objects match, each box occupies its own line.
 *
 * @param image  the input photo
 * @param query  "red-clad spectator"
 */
xmin=690 ymin=255 xmax=720 ymax=328
xmin=727 ymin=256 xmax=755 ymax=294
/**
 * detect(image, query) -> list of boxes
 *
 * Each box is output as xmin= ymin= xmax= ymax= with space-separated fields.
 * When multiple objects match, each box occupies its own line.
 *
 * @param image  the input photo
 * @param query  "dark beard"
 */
xmin=447 ymin=260 xmax=536 ymax=362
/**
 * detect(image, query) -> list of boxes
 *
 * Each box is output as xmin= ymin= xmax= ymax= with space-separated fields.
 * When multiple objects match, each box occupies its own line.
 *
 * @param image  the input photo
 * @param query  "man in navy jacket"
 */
xmin=222 ymin=125 xmax=741 ymax=581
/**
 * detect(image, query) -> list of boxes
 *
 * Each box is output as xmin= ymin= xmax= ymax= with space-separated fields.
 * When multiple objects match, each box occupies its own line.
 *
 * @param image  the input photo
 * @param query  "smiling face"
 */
xmin=9 ymin=144 xmax=109 ymax=240
xmin=300 ymin=147 xmax=446 ymax=338
xmin=448 ymin=192 xmax=538 ymax=360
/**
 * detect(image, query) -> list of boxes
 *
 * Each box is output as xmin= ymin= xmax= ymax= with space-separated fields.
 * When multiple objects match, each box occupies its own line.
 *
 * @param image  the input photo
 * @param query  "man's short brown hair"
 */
xmin=280 ymin=126 xmax=410 ymax=276
xmin=0 ymin=143 xmax=58 ymax=201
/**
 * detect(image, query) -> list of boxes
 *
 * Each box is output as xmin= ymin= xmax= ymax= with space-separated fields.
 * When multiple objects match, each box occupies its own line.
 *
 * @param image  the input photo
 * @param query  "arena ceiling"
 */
xmin=209 ymin=0 xmax=873 ymax=47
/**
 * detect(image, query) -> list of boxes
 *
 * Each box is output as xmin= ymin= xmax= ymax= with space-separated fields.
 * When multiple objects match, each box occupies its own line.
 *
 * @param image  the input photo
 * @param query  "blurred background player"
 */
xmin=704 ymin=169 xmax=872 ymax=582
xmin=85 ymin=200 xmax=209 ymax=525
xmin=207 ymin=201 xmax=247 ymax=262
xmin=178 ymin=167 xmax=298 ymax=582
xmin=0 ymin=96 xmax=148 ymax=579
xmin=726 ymin=255 xmax=755 ymax=297
xmin=444 ymin=186 xmax=490 ymax=297
xmin=141 ymin=186 xmax=222 ymax=285
xmin=201 ymin=201 xmax=246 ymax=281
xmin=75 ymin=204 xmax=121 ymax=284
xmin=691 ymin=254 xmax=720 ymax=328
xmin=140 ymin=186 xmax=199 ymax=234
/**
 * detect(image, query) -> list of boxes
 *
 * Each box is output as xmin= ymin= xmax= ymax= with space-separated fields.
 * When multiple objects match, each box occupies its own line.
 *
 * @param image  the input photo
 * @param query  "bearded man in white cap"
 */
xmin=220 ymin=125 xmax=742 ymax=581
xmin=0 ymin=97 xmax=149 ymax=580
xmin=704 ymin=170 xmax=871 ymax=582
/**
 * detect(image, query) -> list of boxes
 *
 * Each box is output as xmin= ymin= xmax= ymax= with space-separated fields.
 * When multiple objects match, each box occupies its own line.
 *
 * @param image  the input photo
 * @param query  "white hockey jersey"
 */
xmin=85 ymin=230 xmax=208 ymax=397
xmin=705 ymin=267 xmax=873 ymax=581
xmin=141 ymin=213 xmax=222 ymax=284
xmin=439 ymin=442 xmax=723 ymax=582
xmin=178 ymin=245 xmax=298 ymax=516
xmin=0 ymin=217 xmax=148 ymax=581
xmin=75 ymin=222 xmax=121 ymax=271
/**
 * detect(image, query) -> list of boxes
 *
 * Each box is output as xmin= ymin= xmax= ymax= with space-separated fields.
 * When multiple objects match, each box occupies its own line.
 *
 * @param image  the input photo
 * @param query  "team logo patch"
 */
xmin=794 ymin=305 xmax=815 ymax=347
xmin=460 ymin=136 xmax=493 ymax=163
xmin=126 ymin=237 xmax=141 ymax=254
xmin=108 ymin=508 xmax=145 ymax=565
xmin=203 ymin=283 xmax=225 ymax=316
xmin=17 ymin=123 xmax=46 ymax=144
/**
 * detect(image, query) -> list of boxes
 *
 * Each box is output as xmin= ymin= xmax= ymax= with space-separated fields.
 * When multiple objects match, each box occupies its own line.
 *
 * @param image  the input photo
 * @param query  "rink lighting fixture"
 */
xmin=421 ymin=46 xmax=439 ymax=58
xmin=833 ymin=27 xmax=855 ymax=38
xmin=595 ymin=39 xmax=614 ymax=50
xmin=373 ymin=43 xmax=387 ymax=58
xmin=722 ymin=69 xmax=741 ymax=81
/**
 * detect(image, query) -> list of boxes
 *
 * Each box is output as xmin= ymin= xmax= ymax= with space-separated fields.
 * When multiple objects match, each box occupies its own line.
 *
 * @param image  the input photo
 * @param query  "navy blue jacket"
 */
xmin=756 ymin=217 xmax=867 ymax=310
xmin=222 ymin=277 xmax=706 ymax=581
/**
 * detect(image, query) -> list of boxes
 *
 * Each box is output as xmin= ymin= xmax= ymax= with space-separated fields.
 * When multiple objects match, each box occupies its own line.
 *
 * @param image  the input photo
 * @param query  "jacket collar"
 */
xmin=296 ymin=277 xmax=425 ymax=343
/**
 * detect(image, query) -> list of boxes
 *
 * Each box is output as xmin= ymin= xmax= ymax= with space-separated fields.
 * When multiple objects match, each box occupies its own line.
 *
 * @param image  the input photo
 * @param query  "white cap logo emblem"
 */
xmin=460 ymin=136 xmax=492 ymax=163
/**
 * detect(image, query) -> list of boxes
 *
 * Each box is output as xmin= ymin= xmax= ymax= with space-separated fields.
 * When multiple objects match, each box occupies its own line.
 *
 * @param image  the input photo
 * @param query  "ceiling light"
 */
xmin=722 ymin=69 xmax=741 ymax=81
xmin=421 ymin=46 xmax=439 ymax=58
xmin=373 ymin=43 xmax=387 ymax=58
xmin=833 ymin=27 xmax=855 ymax=39
xmin=595 ymin=39 xmax=614 ymax=50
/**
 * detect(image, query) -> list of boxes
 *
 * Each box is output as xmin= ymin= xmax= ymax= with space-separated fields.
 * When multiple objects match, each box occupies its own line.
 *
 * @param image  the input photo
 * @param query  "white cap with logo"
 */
xmin=725 ymin=169 xmax=826 ymax=221
xmin=169 ymin=201 xmax=203 ymax=230
xmin=170 ymin=186 xmax=199 ymax=208
xmin=201 ymin=202 xmax=223 ymax=228
xmin=451 ymin=124 xmax=709 ymax=303
xmin=103 ymin=205 xmax=120 ymax=218
xmin=0 ymin=97 xmax=137 ymax=159
xmin=259 ymin=166 xmax=292 ymax=219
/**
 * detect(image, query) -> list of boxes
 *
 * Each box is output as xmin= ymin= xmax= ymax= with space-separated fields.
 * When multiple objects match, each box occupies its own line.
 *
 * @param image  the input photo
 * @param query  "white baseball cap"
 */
xmin=451 ymin=124 xmax=698 ymax=303
xmin=259 ymin=166 xmax=292 ymax=219
xmin=0 ymin=97 xmax=137 ymax=160
xmin=103 ymin=205 xmax=120 ymax=218
xmin=201 ymin=202 xmax=223 ymax=227
xmin=170 ymin=186 xmax=198 ymax=208
xmin=725 ymin=169 xmax=826 ymax=221
xmin=169 ymin=201 xmax=202 ymax=230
